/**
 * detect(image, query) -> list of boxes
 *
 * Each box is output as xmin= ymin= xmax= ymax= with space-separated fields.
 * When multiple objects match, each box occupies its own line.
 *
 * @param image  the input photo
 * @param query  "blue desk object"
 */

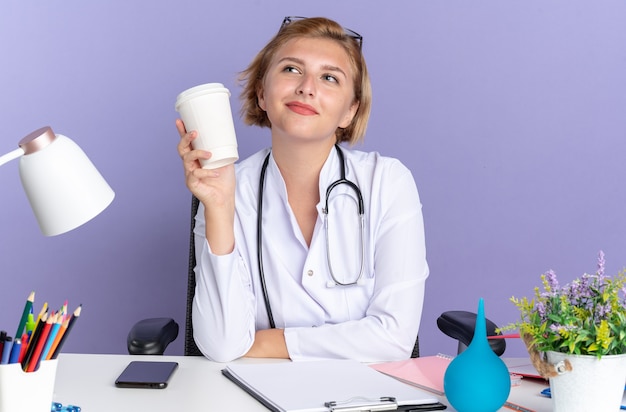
xmin=443 ymin=298 xmax=510 ymax=412
xmin=51 ymin=402 xmax=81 ymax=412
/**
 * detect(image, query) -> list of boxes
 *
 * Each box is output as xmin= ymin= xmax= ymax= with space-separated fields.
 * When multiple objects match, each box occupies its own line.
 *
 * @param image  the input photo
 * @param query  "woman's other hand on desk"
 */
xmin=245 ymin=329 xmax=289 ymax=359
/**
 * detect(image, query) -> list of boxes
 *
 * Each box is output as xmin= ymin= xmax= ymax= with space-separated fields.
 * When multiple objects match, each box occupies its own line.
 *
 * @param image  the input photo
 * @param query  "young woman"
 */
xmin=177 ymin=16 xmax=429 ymax=362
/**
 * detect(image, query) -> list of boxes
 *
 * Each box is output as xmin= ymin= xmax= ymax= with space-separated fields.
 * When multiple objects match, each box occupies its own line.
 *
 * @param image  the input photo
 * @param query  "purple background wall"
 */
xmin=1 ymin=0 xmax=625 ymax=358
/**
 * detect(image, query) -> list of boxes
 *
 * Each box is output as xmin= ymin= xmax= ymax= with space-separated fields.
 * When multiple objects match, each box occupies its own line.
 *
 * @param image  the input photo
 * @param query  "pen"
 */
xmin=503 ymin=401 xmax=535 ymax=412
xmin=15 ymin=291 xmax=35 ymax=339
xmin=25 ymin=310 xmax=36 ymax=334
xmin=0 ymin=336 xmax=13 ymax=365
xmin=18 ymin=333 xmax=29 ymax=363
xmin=0 ymin=330 xmax=6 ymax=357
xmin=8 ymin=338 xmax=22 ymax=364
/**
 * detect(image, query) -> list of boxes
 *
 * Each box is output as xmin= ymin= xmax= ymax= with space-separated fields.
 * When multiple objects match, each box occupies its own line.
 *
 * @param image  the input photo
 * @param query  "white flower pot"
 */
xmin=546 ymin=351 xmax=626 ymax=412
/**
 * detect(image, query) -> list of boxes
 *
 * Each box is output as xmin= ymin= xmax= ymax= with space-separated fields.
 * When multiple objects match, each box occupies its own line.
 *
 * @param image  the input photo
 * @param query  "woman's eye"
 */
xmin=283 ymin=66 xmax=300 ymax=74
xmin=323 ymin=74 xmax=339 ymax=83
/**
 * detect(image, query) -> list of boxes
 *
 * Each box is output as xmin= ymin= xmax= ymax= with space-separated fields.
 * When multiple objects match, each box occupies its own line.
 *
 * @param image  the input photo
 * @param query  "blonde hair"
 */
xmin=239 ymin=17 xmax=371 ymax=145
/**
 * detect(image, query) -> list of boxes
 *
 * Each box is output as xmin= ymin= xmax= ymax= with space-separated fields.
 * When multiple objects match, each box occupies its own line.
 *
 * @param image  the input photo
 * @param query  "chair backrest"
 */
xmin=184 ymin=195 xmax=203 ymax=356
xmin=411 ymin=336 xmax=420 ymax=358
xmin=183 ymin=194 xmax=421 ymax=358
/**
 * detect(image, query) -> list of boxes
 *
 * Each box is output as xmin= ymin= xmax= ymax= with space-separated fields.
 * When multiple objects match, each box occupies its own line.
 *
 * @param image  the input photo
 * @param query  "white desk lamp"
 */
xmin=0 ymin=126 xmax=115 ymax=236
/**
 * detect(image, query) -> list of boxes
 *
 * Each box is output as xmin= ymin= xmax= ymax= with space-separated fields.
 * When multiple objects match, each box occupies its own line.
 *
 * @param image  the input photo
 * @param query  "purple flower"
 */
xmin=535 ymin=301 xmax=547 ymax=320
xmin=598 ymin=250 xmax=606 ymax=277
xmin=545 ymin=270 xmax=559 ymax=291
xmin=549 ymin=324 xmax=575 ymax=334
xmin=595 ymin=303 xmax=611 ymax=320
xmin=512 ymin=252 xmax=626 ymax=356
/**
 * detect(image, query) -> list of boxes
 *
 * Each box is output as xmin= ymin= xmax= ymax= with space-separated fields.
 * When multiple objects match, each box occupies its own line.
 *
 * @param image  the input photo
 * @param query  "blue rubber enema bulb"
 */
xmin=443 ymin=298 xmax=511 ymax=412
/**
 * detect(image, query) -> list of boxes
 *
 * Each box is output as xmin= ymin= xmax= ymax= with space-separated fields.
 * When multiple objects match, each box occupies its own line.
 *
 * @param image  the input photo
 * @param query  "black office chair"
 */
xmin=127 ymin=196 xmax=502 ymax=358
xmin=437 ymin=310 xmax=506 ymax=356
xmin=181 ymin=195 xmax=203 ymax=356
xmin=127 ymin=196 xmax=201 ymax=356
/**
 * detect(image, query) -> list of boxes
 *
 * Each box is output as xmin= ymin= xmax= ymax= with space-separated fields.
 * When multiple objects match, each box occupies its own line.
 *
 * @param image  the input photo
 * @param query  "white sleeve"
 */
xmin=191 ymin=204 xmax=257 ymax=362
xmin=284 ymin=161 xmax=429 ymax=362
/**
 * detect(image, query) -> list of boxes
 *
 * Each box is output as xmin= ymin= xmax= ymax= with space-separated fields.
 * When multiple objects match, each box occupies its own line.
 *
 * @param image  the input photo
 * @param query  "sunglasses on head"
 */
xmin=279 ymin=16 xmax=363 ymax=51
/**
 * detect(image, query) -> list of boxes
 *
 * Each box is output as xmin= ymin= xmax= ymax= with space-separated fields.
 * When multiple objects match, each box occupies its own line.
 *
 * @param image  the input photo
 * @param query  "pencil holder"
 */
xmin=0 ymin=359 xmax=58 ymax=412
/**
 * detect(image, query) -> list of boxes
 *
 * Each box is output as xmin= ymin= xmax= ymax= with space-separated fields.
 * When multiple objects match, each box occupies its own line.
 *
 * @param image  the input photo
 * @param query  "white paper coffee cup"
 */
xmin=175 ymin=83 xmax=239 ymax=169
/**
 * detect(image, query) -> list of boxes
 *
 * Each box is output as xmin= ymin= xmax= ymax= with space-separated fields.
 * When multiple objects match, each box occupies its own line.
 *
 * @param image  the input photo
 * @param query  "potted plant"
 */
xmin=502 ymin=251 xmax=626 ymax=411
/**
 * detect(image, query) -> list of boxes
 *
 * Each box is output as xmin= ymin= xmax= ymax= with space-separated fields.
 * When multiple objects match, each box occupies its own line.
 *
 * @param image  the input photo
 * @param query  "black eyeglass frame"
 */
xmin=280 ymin=16 xmax=363 ymax=51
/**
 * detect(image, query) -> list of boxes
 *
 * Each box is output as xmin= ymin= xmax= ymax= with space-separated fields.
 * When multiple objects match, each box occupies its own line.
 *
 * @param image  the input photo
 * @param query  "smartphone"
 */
xmin=114 ymin=361 xmax=179 ymax=389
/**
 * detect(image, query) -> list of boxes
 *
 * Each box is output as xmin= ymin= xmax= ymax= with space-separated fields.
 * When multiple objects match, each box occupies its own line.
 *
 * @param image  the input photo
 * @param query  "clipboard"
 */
xmin=221 ymin=360 xmax=447 ymax=411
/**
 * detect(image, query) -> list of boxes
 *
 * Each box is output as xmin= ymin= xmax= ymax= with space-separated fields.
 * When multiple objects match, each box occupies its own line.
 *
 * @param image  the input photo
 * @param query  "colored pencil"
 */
xmin=35 ymin=302 xmax=48 ymax=324
xmin=488 ymin=333 xmax=521 ymax=339
xmin=45 ymin=318 xmax=67 ymax=361
xmin=40 ymin=312 xmax=63 ymax=361
xmin=15 ymin=291 xmax=35 ymax=339
xmin=21 ymin=312 xmax=48 ymax=371
xmin=26 ymin=312 xmax=55 ymax=372
xmin=59 ymin=300 xmax=68 ymax=322
xmin=50 ymin=305 xmax=81 ymax=360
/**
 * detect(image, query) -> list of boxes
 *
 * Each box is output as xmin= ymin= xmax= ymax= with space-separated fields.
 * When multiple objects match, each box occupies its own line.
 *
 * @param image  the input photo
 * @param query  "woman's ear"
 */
xmin=339 ymin=101 xmax=359 ymax=129
xmin=257 ymin=87 xmax=267 ymax=111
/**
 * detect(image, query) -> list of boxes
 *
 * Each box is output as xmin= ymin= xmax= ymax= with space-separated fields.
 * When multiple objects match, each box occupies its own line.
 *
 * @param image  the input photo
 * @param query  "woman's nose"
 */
xmin=296 ymin=74 xmax=315 ymax=96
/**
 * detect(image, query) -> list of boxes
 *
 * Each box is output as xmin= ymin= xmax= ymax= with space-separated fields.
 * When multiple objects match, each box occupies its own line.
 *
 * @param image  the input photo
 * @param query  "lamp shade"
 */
xmin=16 ymin=126 xmax=115 ymax=236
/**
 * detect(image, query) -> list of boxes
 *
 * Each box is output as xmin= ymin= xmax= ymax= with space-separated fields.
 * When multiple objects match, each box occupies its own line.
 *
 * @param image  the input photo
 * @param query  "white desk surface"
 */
xmin=53 ymin=354 xmax=553 ymax=412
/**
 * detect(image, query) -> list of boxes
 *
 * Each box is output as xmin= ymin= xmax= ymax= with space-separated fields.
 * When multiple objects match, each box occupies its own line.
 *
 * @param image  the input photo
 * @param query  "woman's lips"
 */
xmin=286 ymin=101 xmax=318 ymax=115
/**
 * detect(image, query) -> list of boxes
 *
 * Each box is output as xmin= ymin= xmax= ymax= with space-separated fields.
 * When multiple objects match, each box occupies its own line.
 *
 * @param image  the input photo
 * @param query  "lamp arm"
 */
xmin=0 ymin=147 xmax=25 ymax=167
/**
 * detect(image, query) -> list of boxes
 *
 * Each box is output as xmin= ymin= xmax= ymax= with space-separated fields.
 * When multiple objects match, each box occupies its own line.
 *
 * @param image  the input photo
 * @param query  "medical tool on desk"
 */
xmin=51 ymin=402 xmax=81 ymax=412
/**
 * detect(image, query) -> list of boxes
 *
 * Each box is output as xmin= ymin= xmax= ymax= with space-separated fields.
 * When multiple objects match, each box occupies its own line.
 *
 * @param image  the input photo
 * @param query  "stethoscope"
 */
xmin=256 ymin=144 xmax=365 ymax=328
